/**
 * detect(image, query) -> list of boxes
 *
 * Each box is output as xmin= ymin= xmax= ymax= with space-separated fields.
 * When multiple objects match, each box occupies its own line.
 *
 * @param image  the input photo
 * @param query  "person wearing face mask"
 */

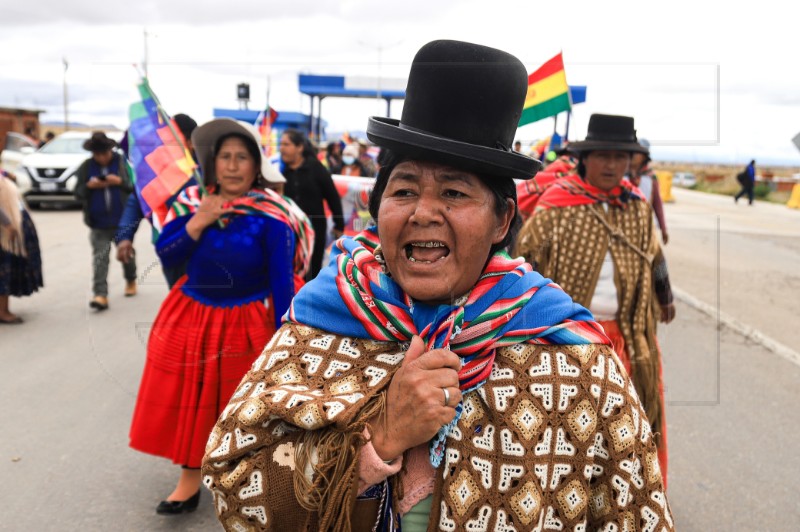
xmin=340 ymin=144 xmax=367 ymax=177
xmin=357 ymin=139 xmax=378 ymax=177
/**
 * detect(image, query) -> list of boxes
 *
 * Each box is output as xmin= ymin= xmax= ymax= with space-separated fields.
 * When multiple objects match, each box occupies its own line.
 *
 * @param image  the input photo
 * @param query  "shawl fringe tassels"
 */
xmin=293 ymin=393 xmax=387 ymax=531
xmin=630 ymin=317 xmax=663 ymax=447
xmin=0 ymin=176 xmax=25 ymax=256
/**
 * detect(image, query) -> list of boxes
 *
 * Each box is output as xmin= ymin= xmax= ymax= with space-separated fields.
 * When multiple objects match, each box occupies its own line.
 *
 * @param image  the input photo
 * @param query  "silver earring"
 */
xmin=373 ymin=245 xmax=390 ymax=276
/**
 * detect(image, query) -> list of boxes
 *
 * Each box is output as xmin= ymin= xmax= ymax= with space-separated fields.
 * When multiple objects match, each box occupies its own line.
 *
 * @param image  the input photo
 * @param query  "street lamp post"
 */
xmin=62 ymin=57 xmax=69 ymax=131
xmin=143 ymin=28 xmax=150 ymax=78
xmin=358 ymin=40 xmax=402 ymax=117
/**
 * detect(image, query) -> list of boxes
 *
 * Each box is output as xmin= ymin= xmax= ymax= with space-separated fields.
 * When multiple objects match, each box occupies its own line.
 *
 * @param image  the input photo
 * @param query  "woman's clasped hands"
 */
xmin=186 ymin=196 xmax=236 ymax=240
xmin=368 ymin=335 xmax=462 ymax=462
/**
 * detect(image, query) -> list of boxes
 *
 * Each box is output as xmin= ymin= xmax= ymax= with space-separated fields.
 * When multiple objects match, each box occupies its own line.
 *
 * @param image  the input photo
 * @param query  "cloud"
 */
xmin=2 ymin=1 xmax=315 ymax=26
xmin=0 ymin=79 xmax=64 ymax=109
xmin=2 ymin=0 xmax=797 ymax=164
xmin=0 ymin=76 xmax=133 ymax=128
xmin=759 ymin=92 xmax=800 ymax=107
xmin=0 ymin=0 xmax=441 ymax=27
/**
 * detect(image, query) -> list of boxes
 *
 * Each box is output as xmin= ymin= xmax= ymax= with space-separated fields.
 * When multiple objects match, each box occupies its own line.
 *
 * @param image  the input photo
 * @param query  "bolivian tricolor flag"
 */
xmin=519 ymin=52 xmax=571 ymax=126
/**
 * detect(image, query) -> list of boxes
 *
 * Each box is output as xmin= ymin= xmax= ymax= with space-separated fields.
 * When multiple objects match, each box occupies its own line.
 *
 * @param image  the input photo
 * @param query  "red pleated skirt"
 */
xmin=597 ymin=320 xmax=668 ymax=489
xmin=129 ymin=278 xmax=275 ymax=467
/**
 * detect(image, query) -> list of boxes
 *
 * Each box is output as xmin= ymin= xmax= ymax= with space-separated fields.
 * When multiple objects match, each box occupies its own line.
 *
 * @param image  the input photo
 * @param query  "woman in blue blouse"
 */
xmin=129 ymin=119 xmax=296 ymax=515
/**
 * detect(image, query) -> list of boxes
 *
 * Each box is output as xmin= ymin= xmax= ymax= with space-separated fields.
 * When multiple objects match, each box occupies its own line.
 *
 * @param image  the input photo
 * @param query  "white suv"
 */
xmin=671 ymin=172 xmax=697 ymax=188
xmin=0 ymin=132 xmax=38 ymax=176
xmin=14 ymin=130 xmax=124 ymax=207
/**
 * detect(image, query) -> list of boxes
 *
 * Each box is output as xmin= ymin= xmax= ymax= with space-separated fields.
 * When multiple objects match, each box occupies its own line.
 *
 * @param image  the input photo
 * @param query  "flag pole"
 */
xmin=62 ymin=57 xmax=69 ymax=132
xmin=266 ymin=75 xmax=272 ymax=156
xmin=565 ymin=111 xmax=571 ymax=142
xmin=266 ymin=75 xmax=271 ymax=111
xmin=561 ymin=49 xmax=572 ymax=145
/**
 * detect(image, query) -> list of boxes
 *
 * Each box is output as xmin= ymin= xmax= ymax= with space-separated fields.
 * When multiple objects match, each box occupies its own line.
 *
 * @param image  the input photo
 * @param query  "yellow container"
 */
xmin=787 ymin=183 xmax=800 ymax=209
xmin=655 ymin=171 xmax=675 ymax=202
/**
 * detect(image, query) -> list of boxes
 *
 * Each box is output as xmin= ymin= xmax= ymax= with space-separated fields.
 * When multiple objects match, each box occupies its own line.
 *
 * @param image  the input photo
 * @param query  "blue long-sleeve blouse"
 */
xmin=156 ymin=213 xmax=295 ymax=328
xmin=115 ymin=192 xmax=145 ymax=244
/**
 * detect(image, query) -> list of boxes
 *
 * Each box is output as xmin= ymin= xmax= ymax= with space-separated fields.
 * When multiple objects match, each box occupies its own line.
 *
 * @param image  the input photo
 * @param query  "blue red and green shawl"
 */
xmin=536 ymin=173 xmax=645 ymax=211
xmin=287 ymin=226 xmax=610 ymax=466
xmin=166 ymin=185 xmax=314 ymax=279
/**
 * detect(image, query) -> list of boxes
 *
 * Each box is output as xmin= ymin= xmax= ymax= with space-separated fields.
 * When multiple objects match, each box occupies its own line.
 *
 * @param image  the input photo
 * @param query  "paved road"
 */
xmin=0 ymin=207 xmax=219 ymax=531
xmin=651 ymin=188 xmax=800 ymax=530
xmin=662 ymin=187 xmax=800 ymax=352
xmin=1 ymin=193 xmax=798 ymax=530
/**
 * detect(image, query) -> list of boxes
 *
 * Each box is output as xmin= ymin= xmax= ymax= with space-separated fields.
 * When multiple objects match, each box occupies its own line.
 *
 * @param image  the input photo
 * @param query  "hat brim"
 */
xmin=192 ymin=118 xmax=285 ymax=184
xmin=82 ymin=138 xmax=118 ymax=152
xmin=567 ymin=140 xmax=648 ymax=155
xmin=367 ymin=117 xmax=541 ymax=180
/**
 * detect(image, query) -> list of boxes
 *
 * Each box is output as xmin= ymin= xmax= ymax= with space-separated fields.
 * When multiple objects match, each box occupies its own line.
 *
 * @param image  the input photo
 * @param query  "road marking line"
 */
xmin=673 ymin=286 xmax=800 ymax=368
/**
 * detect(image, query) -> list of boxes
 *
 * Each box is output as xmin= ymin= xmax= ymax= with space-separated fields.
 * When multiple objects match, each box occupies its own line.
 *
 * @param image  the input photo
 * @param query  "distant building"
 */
xmin=0 ymin=107 xmax=44 ymax=149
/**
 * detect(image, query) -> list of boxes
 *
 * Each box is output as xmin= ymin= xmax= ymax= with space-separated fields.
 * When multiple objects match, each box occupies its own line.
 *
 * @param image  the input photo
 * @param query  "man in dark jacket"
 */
xmin=279 ymin=130 xmax=345 ymax=279
xmin=73 ymin=131 xmax=136 ymax=310
xmin=734 ymin=159 xmax=756 ymax=205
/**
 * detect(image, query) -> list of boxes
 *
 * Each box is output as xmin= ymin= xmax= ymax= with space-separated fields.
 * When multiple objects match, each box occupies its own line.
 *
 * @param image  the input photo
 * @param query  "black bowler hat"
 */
xmin=567 ymin=114 xmax=648 ymax=154
xmin=366 ymin=40 xmax=541 ymax=180
xmin=83 ymin=131 xmax=118 ymax=152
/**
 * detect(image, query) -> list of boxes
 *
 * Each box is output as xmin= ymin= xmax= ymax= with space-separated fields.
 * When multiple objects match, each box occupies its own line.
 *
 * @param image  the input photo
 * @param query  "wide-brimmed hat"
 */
xmin=192 ymin=118 xmax=285 ymax=184
xmin=567 ymin=114 xmax=648 ymax=155
xmin=83 ymin=131 xmax=118 ymax=152
xmin=366 ymin=40 xmax=541 ymax=180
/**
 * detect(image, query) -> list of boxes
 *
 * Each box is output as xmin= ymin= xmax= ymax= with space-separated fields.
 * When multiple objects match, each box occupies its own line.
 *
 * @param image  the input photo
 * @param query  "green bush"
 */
xmin=754 ymin=183 xmax=771 ymax=199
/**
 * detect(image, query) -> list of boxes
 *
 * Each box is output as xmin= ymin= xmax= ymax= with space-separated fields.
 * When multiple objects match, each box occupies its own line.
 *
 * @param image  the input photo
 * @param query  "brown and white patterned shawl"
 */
xmin=202 ymin=323 xmax=673 ymax=531
xmin=514 ymin=201 xmax=665 ymax=437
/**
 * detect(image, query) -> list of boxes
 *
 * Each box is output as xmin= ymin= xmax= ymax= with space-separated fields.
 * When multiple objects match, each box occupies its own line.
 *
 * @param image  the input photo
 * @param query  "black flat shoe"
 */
xmin=156 ymin=489 xmax=201 ymax=515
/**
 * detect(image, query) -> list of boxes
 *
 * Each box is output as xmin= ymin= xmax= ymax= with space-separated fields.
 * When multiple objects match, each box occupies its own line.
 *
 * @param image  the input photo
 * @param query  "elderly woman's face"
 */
xmin=214 ymin=137 xmax=257 ymax=198
xmin=378 ymin=160 xmax=513 ymax=305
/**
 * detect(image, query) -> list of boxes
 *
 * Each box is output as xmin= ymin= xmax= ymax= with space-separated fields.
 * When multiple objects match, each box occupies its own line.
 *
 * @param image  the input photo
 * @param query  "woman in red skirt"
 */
xmin=129 ymin=119 xmax=298 ymax=514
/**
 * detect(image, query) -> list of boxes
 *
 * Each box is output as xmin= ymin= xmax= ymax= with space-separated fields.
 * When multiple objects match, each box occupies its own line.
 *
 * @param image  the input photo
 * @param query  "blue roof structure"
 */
xmin=213 ymin=80 xmax=584 ymax=143
xmin=298 ymin=74 xmax=407 ymax=141
xmin=298 ymin=74 xmax=406 ymax=99
xmin=212 ymin=108 xmax=325 ymax=137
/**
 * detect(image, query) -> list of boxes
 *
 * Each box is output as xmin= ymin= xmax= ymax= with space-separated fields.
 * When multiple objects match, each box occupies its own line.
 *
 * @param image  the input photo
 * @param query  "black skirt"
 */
xmin=0 ymin=210 xmax=43 ymax=296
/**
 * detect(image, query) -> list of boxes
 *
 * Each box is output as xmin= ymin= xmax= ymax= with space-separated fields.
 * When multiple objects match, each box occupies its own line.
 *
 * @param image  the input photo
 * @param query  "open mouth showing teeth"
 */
xmin=404 ymin=241 xmax=450 ymax=263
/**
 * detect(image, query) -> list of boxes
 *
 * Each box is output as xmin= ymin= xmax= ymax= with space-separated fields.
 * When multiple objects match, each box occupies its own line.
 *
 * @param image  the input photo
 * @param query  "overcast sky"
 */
xmin=2 ymin=0 xmax=799 ymax=165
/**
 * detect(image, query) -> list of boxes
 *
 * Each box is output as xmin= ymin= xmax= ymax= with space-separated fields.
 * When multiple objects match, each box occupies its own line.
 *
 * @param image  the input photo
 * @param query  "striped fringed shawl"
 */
xmin=165 ymin=185 xmax=314 ymax=279
xmin=536 ymin=173 xmax=645 ymax=211
xmin=287 ymin=227 xmax=610 ymax=466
